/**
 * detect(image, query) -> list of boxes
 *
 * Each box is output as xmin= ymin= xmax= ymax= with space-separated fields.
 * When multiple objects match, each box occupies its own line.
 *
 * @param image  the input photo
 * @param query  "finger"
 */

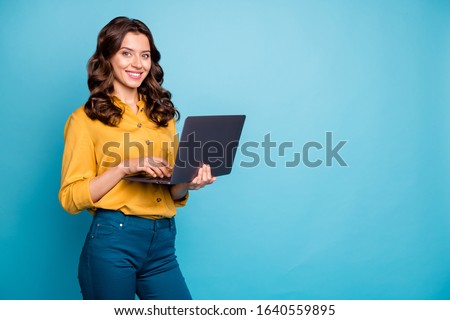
xmin=206 ymin=164 xmax=213 ymax=181
xmin=196 ymin=166 xmax=203 ymax=180
xmin=158 ymin=166 xmax=172 ymax=177
xmin=202 ymin=164 xmax=209 ymax=182
xmin=187 ymin=167 xmax=205 ymax=189
xmin=190 ymin=176 xmax=202 ymax=190
xmin=199 ymin=165 xmax=208 ymax=187
xmin=189 ymin=174 xmax=199 ymax=185
xmin=143 ymin=166 xmax=157 ymax=177
xmin=149 ymin=166 xmax=165 ymax=178
xmin=146 ymin=158 xmax=171 ymax=178
xmin=148 ymin=157 xmax=170 ymax=168
xmin=194 ymin=165 xmax=206 ymax=188
xmin=202 ymin=164 xmax=215 ymax=184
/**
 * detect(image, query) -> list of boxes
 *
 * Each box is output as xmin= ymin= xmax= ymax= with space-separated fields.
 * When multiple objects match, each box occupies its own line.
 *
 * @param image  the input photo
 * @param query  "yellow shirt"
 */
xmin=58 ymin=96 xmax=188 ymax=218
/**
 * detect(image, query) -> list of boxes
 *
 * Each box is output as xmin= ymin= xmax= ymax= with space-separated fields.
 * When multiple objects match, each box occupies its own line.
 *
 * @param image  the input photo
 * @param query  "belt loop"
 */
xmin=122 ymin=214 xmax=128 ymax=228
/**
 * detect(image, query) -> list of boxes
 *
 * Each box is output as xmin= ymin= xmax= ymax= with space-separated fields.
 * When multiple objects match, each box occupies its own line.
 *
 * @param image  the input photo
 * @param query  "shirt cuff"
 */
xmin=73 ymin=178 xmax=95 ymax=212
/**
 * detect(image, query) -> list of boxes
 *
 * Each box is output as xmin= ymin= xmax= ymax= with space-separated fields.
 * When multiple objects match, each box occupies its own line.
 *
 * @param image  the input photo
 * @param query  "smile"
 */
xmin=126 ymin=71 xmax=143 ymax=79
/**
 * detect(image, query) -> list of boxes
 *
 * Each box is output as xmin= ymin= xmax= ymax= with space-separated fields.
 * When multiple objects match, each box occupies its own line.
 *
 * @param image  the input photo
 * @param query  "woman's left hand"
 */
xmin=170 ymin=164 xmax=216 ymax=200
xmin=185 ymin=164 xmax=216 ymax=190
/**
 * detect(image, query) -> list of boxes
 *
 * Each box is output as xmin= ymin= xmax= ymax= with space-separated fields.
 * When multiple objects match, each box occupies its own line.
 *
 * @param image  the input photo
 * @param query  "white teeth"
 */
xmin=127 ymin=72 xmax=141 ymax=77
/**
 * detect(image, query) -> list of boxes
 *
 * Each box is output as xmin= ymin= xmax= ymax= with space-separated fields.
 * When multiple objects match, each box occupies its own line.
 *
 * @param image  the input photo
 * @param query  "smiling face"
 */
xmin=110 ymin=32 xmax=151 ymax=97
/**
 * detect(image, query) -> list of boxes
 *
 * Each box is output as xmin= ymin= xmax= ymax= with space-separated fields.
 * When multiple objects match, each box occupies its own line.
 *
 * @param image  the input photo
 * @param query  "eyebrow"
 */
xmin=120 ymin=46 xmax=151 ymax=53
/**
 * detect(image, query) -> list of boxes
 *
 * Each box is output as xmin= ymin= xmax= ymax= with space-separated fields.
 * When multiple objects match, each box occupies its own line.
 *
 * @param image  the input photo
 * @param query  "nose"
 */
xmin=131 ymin=55 xmax=142 ymax=69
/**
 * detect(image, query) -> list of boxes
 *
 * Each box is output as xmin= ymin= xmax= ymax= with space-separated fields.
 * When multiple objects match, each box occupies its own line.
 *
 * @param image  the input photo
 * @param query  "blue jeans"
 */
xmin=78 ymin=209 xmax=192 ymax=300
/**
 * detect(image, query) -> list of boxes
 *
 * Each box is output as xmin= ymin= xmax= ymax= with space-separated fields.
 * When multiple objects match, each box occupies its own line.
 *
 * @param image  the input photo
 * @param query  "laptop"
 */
xmin=122 ymin=115 xmax=246 ymax=184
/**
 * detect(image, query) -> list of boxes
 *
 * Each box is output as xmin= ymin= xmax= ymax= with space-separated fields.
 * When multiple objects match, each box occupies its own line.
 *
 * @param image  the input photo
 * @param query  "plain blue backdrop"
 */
xmin=0 ymin=0 xmax=449 ymax=299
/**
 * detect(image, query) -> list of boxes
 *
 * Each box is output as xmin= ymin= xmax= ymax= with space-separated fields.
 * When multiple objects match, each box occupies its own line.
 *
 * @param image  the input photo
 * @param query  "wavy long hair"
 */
xmin=84 ymin=16 xmax=179 ymax=127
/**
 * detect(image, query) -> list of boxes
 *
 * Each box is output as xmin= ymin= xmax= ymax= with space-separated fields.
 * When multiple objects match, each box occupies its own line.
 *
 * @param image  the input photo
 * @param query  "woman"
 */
xmin=59 ymin=16 xmax=215 ymax=300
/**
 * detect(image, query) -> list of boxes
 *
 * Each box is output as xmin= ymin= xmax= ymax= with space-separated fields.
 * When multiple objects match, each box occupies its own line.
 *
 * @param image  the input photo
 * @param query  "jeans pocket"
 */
xmin=90 ymin=218 xmax=120 ymax=238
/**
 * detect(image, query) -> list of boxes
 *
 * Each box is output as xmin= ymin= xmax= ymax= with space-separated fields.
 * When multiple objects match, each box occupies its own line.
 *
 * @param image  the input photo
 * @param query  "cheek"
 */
xmin=111 ymin=58 xmax=128 ymax=74
xmin=111 ymin=66 xmax=123 ymax=81
xmin=144 ymin=60 xmax=152 ymax=71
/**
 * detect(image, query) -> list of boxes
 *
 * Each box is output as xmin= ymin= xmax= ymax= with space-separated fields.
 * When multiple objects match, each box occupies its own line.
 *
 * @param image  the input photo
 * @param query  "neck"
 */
xmin=113 ymin=87 xmax=140 ymax=106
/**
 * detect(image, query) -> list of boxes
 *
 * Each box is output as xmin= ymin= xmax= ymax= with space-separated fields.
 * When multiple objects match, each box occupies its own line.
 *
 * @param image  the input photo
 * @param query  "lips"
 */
xmin=126 ymin=71 xmax=143 ymax=79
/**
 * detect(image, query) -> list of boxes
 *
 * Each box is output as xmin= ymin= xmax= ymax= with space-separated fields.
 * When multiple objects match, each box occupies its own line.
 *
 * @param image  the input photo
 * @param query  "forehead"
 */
xmin=120 ymin=32 xmax=150 ymax=50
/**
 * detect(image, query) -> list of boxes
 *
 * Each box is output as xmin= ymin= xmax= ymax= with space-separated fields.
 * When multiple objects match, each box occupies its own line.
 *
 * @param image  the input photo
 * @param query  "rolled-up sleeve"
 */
xmin=58 ymin=113 xmax=96 ymax=214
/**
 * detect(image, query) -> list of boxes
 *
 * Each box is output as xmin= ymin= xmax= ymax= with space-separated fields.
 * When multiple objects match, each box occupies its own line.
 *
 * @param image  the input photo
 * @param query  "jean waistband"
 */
xmin=94 ymin=209 xmax=174 ymax=230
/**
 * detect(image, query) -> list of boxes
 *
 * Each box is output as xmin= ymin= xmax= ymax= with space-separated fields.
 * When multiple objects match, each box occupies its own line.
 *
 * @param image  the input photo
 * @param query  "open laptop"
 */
xmin=122 ymin=115 xmax=246 ymax=184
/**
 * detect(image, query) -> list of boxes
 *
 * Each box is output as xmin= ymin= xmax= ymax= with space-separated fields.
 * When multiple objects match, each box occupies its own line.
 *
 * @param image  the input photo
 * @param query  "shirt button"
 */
xmin=146 ymin=140 xmax=151 ymax=145
xmin=156 ymin=198 xmax=162 ymax=202
xmin=137 ymin=123 xmax=142 ymax=128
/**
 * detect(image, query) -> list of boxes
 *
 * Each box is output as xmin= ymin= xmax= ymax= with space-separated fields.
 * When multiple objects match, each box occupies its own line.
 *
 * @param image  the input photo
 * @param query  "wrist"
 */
xmin=115 ymin=163 xmax=128 ymax=177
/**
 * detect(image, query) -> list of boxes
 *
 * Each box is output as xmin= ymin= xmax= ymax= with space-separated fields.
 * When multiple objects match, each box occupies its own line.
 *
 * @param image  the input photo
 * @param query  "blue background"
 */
xmin=0 ymin=0 xmax=449 ymax=299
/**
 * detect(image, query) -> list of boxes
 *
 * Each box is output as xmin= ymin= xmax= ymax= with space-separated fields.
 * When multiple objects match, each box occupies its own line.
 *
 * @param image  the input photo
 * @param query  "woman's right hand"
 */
xmin=89 ymin=157 xmax=171 ymax=203
xmin=118 ymin=157 xmax=173 ymax=178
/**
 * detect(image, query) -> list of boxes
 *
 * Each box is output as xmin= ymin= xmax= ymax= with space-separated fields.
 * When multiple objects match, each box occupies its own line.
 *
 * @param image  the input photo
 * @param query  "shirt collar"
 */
xmin=112 ymin=95 xmax=146 ymax=111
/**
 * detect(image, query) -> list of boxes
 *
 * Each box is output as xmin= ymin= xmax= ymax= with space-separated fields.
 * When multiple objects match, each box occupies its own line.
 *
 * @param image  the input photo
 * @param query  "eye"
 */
xmin=122 ymin=51 xmax=132 ymax=57
xmin=142 ymin=53 xmax=150 ymax=59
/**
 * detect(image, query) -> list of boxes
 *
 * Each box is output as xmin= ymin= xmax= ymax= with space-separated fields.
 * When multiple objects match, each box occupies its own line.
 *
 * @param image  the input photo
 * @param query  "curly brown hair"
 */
xmin=84 ymin=16 xmax=179 ymax=127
